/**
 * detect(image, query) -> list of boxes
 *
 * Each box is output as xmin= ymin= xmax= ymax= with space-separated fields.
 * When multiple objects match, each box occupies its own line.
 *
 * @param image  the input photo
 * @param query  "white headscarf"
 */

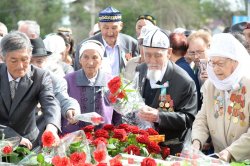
xmin=207 ymin=33 xmax=250 ymax=91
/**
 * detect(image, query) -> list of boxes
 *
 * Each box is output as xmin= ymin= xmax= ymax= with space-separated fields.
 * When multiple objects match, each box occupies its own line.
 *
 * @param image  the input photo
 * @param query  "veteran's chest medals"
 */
xmin=157 ymin=81 xmax=174 ymax=112
xmin=213 ymin=84 xmax=247 ymax=126
xmin=228 ymin=85 xmax=247 ymax=126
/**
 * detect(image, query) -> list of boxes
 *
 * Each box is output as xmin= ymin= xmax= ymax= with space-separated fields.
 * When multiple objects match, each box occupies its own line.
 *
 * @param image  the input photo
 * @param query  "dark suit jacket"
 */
xmin=0 ymin=64 xmax=61 ymax=144
xmin=136 ymin=61 xmax=197 ymax=152
xmin=74 ymin=33 xmax=139 ymax=71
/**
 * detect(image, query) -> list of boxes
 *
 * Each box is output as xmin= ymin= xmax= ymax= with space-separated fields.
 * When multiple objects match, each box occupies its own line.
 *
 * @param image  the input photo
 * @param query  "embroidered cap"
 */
xmin=143 ymin=28 xmax=170 ymax=49
xmin=138 ymin=25 xmax=159 ymax=39
xmin=99 ymin=6 xmax=122 ymax=22
xmin=136 ymin=14 xmax=156 ymax=25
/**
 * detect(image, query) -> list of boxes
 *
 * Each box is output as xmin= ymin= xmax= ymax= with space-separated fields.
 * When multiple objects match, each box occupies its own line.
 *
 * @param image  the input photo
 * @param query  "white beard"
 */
xmin=146 ymin=69 xmax=162 ymax=82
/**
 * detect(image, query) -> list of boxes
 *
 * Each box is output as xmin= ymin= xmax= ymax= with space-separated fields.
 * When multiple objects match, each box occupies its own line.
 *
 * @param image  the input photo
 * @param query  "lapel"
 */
xmin=0 ymin=64 xmax=12 ymax=112
xmin=9 ymin=66 xmax=34 ymax=116
xmin=150 ymin=61 xmax=174 ymax=108
xmin=117 ymin=35 xmax=128 ymax=69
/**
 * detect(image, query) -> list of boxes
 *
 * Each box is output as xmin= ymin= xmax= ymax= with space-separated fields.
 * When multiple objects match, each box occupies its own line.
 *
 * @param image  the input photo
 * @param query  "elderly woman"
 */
xmin=192 ymin=33 xmax=250 ymax=162
xmin=61 ymin=40 xmax=121 ymax=134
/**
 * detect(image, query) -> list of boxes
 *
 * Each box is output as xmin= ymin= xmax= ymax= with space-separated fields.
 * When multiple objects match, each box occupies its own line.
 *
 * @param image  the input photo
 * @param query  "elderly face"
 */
xmin=31 ymin=56 xmax=48 ymax=69
xmin=80 ymin=49 xmax=102 ymax=78
xmin=5 ymin=48 xmax=31 ymax=79
xmin=99 ymin=22 xmax=123 ymax=47
xmin=135 ymin=19 xmax=152 ymax=38
xmin=187 ymin=38 xmax=208 ymax=66
xmin=208 ymin=56 xmax=238 ymax=80
xmin=143 ymin=47 xmax=171 ymax=70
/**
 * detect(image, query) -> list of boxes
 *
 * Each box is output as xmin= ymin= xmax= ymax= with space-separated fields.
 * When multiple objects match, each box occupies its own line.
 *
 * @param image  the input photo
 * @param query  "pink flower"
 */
xmin=141 ymin=157 xmax=157 ymax=166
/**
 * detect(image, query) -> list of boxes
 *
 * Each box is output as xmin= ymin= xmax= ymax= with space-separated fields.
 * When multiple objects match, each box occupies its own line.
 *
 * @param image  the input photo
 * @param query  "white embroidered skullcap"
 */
xmin=43 ymin=34 xmax=66 ymax=54
xmin=143 ymin=28 xmax=170 ymax=49
xmin=138 ymin=24 xmax=159 ymax=39
xmin=79 ymin=40 xmax=105 ymax=59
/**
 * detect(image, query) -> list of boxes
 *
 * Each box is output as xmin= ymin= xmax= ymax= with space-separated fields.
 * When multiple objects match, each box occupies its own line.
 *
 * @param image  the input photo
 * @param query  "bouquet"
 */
xmin=105 ymin=76 xmax=153 ymax=129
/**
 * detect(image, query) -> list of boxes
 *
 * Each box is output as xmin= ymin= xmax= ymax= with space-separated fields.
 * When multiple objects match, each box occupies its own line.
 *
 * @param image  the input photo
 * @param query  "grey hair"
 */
xmin=18 ymin=20 xmax=40 ymax=36
xmin=0 ymin=31 xmax=32 ymax=57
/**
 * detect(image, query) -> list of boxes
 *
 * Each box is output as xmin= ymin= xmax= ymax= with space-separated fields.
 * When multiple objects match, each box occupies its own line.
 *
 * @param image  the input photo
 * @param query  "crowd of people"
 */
xmin=0 ymin=6 xmax=250 ymax=162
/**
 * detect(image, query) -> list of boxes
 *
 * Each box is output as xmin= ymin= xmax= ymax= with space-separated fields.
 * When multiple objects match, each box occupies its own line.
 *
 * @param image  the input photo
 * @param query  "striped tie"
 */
xmin=10 ymin=80 xmax=17 ymax=99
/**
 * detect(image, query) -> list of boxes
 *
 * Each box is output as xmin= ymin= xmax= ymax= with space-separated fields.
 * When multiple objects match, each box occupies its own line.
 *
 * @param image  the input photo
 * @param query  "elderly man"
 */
xmin=74 ymin=6 xmax=139 ymax=76
xmin=30 ymin=37 xmax=80 ymax=125
xmin=0 ymin=31 xmax=61 ymax=149
xmin=18 ymin=20 xmax=40 ymax=39
xmin=137 ymin=29 xmax=197 ymax=154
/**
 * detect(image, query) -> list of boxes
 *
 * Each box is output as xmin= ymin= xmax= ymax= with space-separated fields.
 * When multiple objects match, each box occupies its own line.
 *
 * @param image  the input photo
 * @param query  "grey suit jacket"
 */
xmin=74 ymin=33 xmax=139 ymax=71
xmin=0 ymin=64 xmax=61 ymax=143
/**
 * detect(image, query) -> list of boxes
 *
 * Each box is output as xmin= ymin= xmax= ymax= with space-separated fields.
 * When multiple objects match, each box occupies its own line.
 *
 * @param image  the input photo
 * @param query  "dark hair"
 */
xmin=136 ymin=14 xmax=156 ymax=25
xmin=169 ymin=33 xmax=188 ymax=57
xmin=57 ymin=32 xmax=74 ymax=56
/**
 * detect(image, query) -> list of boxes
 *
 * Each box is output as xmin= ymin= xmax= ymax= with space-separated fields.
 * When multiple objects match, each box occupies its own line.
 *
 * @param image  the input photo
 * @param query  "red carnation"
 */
xmin=103 ymin=124 xmax=115 ymax=131
xmin=109 ymin=155 xmax=122 ymax=166
xmin=147 ymin=141 xmax=161 ymax=154
xmin=93 ymin=150 xmax=106 ymax=162
xmin=136 ymin=135 xmax=150 ymax=145
xmin=52 ymin=156 xmax=71 ymax=166
xmin=108 ymin=76 xmax=121 ymax=94
xmin=92 ymin=137 xmax=108 ymax=147
xmin=117 ymin=123 xmax=130 ymax=131
xmin=82 ymin=125 xmax=94 ymax=132
xmin=112 ymin=129 xmax=127 ymax=142
xmin=96 ymin=163 xmax=108 ymax=166
xmin=2 ymin=145 xmax=13 ymax=154
xmin=91 ymin=117 xmax=103 ymax=124
xmin=141 ymin=157 xmax=157 ymax=166
xmin=95 ymin=129 xmax=109 ymax=139
xmin=85 ymin=132 xmax=93 ymax=141
xmin=161 ymin=146 xmax=170 ymax=159
xmin=42 ymin=131 xmax=55 ymax=147
xmin=117 ymin=90 xmax=126 ymax=99
xmin=124 ymin=145 xmax=141 ymax=156
xmin=108 ymin=94 xmax=117 ymax=103
xmin=70 ymin=152 xmax=86 ymax=165
xmin=138 ymin=130 xmax=149 ymax=136
xmin=128 ymin=125 xmax=140 ymax=134
xmin=146 ymin=128 xmax=159 ymax=135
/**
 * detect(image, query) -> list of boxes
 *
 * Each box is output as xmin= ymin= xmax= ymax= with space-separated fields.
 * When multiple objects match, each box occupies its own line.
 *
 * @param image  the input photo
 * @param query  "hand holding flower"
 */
xmin=138 ymin=105 xmax=159 ymax=122
xmin=20 ymin=137 xmax=32 ymax=150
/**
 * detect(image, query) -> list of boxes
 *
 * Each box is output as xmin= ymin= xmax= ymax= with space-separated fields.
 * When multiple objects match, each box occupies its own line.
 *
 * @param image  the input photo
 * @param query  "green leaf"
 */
xmin=107 ymin=143 xmax=116 ymax=150
xmin=37 ymin=153 xmax=45 ymax=163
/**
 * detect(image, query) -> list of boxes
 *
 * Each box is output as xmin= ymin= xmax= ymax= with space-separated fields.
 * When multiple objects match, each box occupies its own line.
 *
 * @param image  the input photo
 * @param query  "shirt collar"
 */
xmin=7 ymin=72 xmax=21 ymax=83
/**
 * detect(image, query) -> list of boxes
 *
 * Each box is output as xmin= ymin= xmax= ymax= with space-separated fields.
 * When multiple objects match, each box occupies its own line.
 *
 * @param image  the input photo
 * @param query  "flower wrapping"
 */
xmin=105 ymin=76 xmax=153 ymax=129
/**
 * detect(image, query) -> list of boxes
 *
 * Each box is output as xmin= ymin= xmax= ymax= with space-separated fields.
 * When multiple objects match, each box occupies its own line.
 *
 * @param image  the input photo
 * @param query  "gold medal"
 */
xmin=165 ymin=102 xmax=170 ymax=108
xmin=159 ymin=102 xmax=164 ymax=108
xmin=240 ymin=121 xmax=246 ymax=127
xmin=233 ymin=116 xmax=238 ymax=124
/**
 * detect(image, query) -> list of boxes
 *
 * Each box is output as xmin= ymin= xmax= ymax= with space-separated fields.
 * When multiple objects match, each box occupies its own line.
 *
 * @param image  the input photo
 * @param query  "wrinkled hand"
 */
xmin=45 ymin=124 xmax=60 ymax=146
xmin=66 ymin=109 xmax=78 ymax=124
xmin=192 ymin=139 xmax=201 ymax=151
xmin=20 ymin=137 xmax=32 ymax=150
xmin=219 ymin=149 xmax=231 ymax=162
xmin=138 ymin=105 xmax=159 ymax=122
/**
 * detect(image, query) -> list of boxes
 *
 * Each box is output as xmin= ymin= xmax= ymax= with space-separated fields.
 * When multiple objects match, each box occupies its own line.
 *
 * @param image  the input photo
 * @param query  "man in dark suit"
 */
xmin=136 ymin=28 xmax=197 ymax=155
xmin=74 ymin=6 xmax=139 ymax=76
xmin=0 ymin=31 xmax=61 ymax=149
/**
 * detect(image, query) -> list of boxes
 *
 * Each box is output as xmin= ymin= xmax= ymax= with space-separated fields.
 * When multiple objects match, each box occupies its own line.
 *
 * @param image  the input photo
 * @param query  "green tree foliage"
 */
xmin=0 ymin=0 xmax=64 ymax=37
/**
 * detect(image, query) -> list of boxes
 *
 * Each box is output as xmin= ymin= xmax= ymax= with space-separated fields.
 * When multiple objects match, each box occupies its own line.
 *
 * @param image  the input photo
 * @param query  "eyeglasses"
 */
xmin=187 ymin=50 xmax=205 ymax=56
xmin=208 ymin=58 xmax=232 ymax=68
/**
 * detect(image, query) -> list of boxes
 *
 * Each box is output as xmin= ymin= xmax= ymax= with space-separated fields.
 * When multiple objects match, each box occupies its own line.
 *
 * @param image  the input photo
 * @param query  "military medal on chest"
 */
xmin=213 ymin=84 xmax=247 ymax=127
xmin=227 ymin=85 xmax=247 ymax=126
xmin=157 ymin=81 xmax=174 ymax=112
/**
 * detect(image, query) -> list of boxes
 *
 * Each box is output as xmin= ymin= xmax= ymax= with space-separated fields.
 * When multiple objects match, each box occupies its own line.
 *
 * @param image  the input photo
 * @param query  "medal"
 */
xmin=159 ymin=102 xmax=164 ymax=108
xmin=233 ymin=116 xmax=238 ymax=123
xmin=165 ymin=102 xmax=170 ymax=108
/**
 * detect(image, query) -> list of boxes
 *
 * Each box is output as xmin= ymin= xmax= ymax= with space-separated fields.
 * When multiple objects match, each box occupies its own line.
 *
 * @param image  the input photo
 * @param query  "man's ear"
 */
xmin=119 ymin=22 xmax=123 ymax=31
xmin=167 ymin=48 xmax=173 ymax=59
